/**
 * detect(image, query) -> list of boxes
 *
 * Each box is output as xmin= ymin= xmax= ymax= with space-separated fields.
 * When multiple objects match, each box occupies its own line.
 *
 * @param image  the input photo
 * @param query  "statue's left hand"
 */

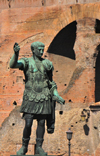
xmin=52 ymin=95 xmax=65 ymax=105
xmin=59 ymin=96 xmax=65 ymax=105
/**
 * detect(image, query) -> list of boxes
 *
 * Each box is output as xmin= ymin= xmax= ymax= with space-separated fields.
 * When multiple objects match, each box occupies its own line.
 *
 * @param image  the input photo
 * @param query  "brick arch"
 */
xmin=46 ymin=3 xmax=100 ymax=47
xmin=44 ymin=3 xmax=100 ymax=62
xmin=55 ymin=3 xmax=100 ymax=29
xmin=48 ymin=3 xmax=97 ymax=38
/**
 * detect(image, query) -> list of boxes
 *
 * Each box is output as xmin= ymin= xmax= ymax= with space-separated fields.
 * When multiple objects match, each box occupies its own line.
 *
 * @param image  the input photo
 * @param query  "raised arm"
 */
xmin=9 ymin=43 xmax=23 ymax=69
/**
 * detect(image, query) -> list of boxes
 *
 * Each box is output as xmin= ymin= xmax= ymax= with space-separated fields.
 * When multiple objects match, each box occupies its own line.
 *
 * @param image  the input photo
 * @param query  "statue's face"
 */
xmin=34 ymin=46 xmax=44 ymax=58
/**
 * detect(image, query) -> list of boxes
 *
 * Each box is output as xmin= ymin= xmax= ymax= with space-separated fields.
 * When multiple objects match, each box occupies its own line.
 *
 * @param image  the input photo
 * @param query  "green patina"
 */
xmin=9 ymin=41 xmax=65 ymax=156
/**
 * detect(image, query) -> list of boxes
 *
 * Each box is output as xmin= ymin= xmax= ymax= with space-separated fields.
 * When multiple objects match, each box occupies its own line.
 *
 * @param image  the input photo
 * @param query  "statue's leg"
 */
xmin=17 ymin=117 xmax=33 ymax=155
xmin=23 ymin=118 xmax=33 ymax=138
xmin=35 ymin=116 xmax=47 ymax=156
xmin=36 ymin=117 xmax=45 ymax=138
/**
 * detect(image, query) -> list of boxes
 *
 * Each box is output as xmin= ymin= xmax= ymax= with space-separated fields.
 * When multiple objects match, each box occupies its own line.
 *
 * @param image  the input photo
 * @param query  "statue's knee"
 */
xmin=25 ymin=118 xmax=33 ymax=129
xmin=39 ymin=120 xmax=45 ymax=127
xmin=25 ymin=121 xmax=32 ymax=129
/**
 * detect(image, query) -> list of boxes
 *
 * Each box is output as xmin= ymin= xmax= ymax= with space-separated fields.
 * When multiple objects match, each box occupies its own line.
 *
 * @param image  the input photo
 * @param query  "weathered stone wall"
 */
xmin=0 ymin=0 xmax=100 ymax=9
xmin=1 ymin=1 xmax=100 ymax=156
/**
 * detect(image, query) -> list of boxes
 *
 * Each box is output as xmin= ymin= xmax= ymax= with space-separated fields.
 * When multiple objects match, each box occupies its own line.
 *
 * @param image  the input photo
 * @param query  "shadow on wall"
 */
xmin=83 ymin=124 xmax=90 ymax=136
xmin=47 ymin=21 xmax=77 ymax=60
xmin=95 ymin=44 xmax=100 ymax=102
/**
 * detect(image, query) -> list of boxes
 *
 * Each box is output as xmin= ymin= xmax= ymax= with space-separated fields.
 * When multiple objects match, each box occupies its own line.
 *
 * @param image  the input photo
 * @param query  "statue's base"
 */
xmin=11 ymin=155 xmax=55 ymax=156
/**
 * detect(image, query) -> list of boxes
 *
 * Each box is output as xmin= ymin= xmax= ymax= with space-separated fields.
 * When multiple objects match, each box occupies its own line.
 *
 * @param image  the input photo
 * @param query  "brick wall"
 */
xmin=0 ymin=0 xmax=100 ymax=9
xmin=0 ymin=1 xmax=100 ymax=156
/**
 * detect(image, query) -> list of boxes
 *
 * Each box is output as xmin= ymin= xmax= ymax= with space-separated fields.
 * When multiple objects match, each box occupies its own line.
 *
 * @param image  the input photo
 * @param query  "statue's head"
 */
xmin=31 ymin=41 xmax=45 ymax=58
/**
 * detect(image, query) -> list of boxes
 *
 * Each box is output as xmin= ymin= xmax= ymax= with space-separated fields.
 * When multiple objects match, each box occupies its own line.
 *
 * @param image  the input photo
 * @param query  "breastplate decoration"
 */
xmin=23 ymin=58 xmax=51 ymax=103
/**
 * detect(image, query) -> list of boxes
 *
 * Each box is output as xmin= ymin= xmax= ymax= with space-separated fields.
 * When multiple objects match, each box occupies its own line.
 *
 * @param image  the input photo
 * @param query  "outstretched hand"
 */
xmin=13 ymin=42 xmax=20 ymax=54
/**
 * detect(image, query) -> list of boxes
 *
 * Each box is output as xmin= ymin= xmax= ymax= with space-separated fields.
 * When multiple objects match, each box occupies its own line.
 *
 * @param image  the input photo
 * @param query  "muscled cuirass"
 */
xmin=23 ymin=57 xmax=51 ymax=103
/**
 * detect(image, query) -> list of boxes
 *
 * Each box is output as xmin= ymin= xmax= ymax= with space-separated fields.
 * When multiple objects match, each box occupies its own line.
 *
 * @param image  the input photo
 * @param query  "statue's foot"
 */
xmin=47 ymin=128 xmax=54 ymax=134
xmin=47 ymin=124 xmax=54 ymax=134
xmin=35 ymin=147 xmax=47 ymax=156
xmin=17 ymin=146 xmax=27 ymax=155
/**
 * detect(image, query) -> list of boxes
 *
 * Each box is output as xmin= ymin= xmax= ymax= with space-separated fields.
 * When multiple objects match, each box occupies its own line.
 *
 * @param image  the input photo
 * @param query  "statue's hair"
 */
xmin=31 ymin=41 xmax=45 ymax=51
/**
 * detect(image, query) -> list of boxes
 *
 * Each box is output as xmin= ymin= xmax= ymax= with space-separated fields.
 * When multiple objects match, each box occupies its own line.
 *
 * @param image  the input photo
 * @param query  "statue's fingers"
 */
xmin=16 ymin=46 xmax=20 ymax=50
xmin=16 ymin=45 xmax=20 ymax=49
xmin=60 ymin=100 xmax=65 ymax=105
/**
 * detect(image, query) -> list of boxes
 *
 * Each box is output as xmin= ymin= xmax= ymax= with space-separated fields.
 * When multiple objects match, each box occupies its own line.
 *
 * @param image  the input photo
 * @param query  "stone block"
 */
xmin=46 ymin=0 xmax=58 ymax=6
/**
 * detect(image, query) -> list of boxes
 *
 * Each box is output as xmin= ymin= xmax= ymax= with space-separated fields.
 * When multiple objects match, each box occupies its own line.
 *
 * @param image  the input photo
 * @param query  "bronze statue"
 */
xmin=9 ymin=41 xmax=65 ymax=155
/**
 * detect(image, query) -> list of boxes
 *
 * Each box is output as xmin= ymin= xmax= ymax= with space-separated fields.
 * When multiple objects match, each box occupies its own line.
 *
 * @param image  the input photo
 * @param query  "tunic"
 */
xmin=19 ymin=57 xmax=56 ymax=115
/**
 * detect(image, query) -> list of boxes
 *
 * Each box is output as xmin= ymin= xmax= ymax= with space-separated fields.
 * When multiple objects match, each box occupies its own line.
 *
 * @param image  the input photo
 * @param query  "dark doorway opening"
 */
xmin=47 ymin=21 xmax=77 ymax=60
xmin=95 ymin=44 xmax=100 ymax=102
xmin=95 ymin=19 xmax=100 ymax=33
